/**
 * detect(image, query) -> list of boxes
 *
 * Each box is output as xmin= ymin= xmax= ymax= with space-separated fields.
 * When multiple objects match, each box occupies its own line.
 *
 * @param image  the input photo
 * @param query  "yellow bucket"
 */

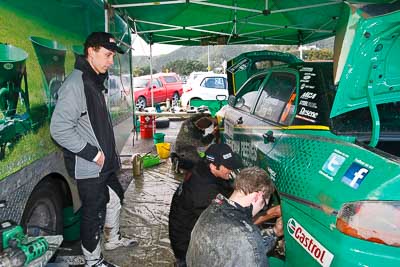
xmin=155 ymin=142 xmax=171 ymax=159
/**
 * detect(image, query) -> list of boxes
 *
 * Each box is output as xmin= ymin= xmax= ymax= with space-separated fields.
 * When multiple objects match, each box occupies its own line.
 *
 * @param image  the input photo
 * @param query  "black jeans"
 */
xmin=76 ymin=171 xmax=123 ymax=252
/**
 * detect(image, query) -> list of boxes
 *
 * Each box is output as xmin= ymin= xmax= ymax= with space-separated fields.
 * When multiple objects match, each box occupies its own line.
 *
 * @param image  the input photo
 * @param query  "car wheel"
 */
xmin=155 ymin=117 xmax=170 ymax=129
xmin=136 ymin=96 xmax=147 ymax=109
xmin=21 ymin=180 xmax=63 ymax=236
xmin=172 ymin=92 xmax=180 ymax=106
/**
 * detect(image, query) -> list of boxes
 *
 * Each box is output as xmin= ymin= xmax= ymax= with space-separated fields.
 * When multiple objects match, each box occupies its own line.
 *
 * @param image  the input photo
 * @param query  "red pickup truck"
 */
xmin=131 ymin=73 xmax=183 ymax=109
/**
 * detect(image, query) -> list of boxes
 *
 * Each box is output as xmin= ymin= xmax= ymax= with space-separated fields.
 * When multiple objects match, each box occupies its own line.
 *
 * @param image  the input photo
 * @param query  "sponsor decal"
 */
xmin=299 ymin=67 xmax=314 ymax=72
xmin=222 ymin=152 xmax=232 ymax=159
xmin=300 ymin=84 xmax=316 ymax=90
xmin=341 ymin=162 xmax=369 ymax=189
xmin=304 ymin=72 xmax=316 ymax=76
xmin=319 ymin=151 xmax=347 ymax=180
xmin=299 ymin=100 xmax=317 ymax=109
xmin=300 ymin=92 xmax=317 ymax=100
xmin=287 ymin=218 xmax=334 ymax=267
xmin=295 ymin=114 xmax=316 ymax=123
xmin=267 ymin=167 xmax=277 ymax=181
xmin=298 ymin=107 xmax=318 ymax=119
xmin=3 ymin=63 xmax=13 ymax=70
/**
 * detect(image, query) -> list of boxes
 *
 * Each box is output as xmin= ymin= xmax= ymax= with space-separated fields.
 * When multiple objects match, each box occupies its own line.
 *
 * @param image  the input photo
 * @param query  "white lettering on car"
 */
xmin=299 ymin=107 xmax=318 ymax=119
xmin=299 ymin=67 xmax=314 ymax=72
xmin=287 ymin=218 xmax=334 ymax=267
xmin=300 ymin=92 xmax=317 ymax=100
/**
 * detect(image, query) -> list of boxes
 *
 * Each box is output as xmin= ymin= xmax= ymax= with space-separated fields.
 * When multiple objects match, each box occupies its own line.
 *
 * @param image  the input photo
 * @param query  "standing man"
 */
xmin=186 ymin=167 xmax=283 ymax=267
xmin=169 ymin=143 xmax=241 ymax=266
xmin=50 ymin=32 xmax=136 ymax=267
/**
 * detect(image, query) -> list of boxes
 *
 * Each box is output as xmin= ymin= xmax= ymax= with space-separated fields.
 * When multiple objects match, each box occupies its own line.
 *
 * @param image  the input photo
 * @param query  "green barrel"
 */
xmin=29 ymin=36 xmax=67 ymax=110
xmin=0 ymin=44 xmax=29 ymax=117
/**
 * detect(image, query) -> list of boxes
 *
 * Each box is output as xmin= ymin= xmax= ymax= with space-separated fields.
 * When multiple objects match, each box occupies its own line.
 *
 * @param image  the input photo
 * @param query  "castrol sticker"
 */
xmin=287 ymin=218 xmax=334 ymax=267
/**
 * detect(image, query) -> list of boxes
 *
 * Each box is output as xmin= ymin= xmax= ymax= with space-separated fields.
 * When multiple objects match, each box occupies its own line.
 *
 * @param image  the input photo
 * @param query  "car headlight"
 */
xmin=336 ymin=201 xmax=400 ymax=247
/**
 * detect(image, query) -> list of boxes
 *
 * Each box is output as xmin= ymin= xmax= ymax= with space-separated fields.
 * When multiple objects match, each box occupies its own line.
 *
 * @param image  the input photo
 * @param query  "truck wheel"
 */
xmin=21 ymin=181 xmax=63 ymax=236
xmin=172 ymin=92 xmax=180 ymax=106
xmin=136 ymin=96 xmax=147 ymax=109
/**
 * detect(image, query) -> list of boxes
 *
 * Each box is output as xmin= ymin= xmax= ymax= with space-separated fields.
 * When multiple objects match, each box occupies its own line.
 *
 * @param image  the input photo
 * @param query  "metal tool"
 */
xmin=0 ymin=221 xmax=48 ymax=267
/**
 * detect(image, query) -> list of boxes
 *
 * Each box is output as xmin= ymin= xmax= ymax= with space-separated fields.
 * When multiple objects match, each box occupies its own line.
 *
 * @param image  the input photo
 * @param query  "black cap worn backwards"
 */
xmin=205 ymin=143 xmax=242 ymax=170
xmin=84 ymin=32 xmax=124 ymax=54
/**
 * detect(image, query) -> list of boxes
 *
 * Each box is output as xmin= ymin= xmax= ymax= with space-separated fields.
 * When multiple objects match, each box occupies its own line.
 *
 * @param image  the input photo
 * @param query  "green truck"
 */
xmin=0 ymin=0 xmax=132 ymax=240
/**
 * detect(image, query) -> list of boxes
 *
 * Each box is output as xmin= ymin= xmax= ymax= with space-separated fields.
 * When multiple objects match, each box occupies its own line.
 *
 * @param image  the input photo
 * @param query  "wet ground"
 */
xmin=55 ymin=117 xmax=185 ymax=267
xmin=106 ymin=162 xmax=182 ymax=267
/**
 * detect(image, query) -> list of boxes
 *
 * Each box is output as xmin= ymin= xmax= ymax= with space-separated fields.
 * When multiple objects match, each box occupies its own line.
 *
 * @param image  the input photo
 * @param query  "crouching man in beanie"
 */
xmin=50 ymin=32 xmax=137 ymax=267
xmin=169 ymin=143 xmax=241 ymax=266
xmin=172 ymin=113 xmax=218 ymax=172
xmin=186 ymin=167 xmax=283 ymax=267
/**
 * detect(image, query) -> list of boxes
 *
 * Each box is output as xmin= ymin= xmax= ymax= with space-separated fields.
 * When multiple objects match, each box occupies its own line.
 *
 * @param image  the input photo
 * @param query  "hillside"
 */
xmin=131 ymin=38 xmax=334 ymax=72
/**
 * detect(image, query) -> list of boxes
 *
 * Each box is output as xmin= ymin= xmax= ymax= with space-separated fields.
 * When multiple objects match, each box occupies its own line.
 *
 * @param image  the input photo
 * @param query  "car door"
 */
xmin=224 ymin=73 xmax=269 ymax=166
xmin=151 ymin=78 xmax=164 ymax=103
xmin=251 ymin=71 xmax=298 ymax=175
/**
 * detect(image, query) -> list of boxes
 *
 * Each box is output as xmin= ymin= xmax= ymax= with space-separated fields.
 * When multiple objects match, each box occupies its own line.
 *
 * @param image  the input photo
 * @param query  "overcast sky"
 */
xmin=132 ymin=34 xmax=181 ymax=56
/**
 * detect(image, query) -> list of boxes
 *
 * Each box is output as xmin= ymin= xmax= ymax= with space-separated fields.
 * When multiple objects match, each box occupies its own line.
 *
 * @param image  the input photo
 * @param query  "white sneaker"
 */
xmin=91 ymin=258 xmax=119 ymax=267
xmin=104 ymin=237 xmax=138 ymax=251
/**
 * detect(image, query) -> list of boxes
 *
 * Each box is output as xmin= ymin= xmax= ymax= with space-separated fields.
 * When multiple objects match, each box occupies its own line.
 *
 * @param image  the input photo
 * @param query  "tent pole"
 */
xmin=207 ymin=45 xmax=210 ymax=71
xmin=149 ymin=41 xmax=155 ymax=136
xmin=104 ymin=0 xmax=109 ymax=32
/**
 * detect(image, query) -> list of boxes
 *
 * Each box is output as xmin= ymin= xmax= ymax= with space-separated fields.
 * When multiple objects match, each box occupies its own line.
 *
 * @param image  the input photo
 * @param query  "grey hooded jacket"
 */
xmin=50 ymin=56 xmax=119 ymax=179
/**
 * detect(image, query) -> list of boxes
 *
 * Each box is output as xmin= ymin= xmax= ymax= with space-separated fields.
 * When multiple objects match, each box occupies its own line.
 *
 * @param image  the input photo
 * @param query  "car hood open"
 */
xmin=331 ymin=2 xmax=400 ymax=118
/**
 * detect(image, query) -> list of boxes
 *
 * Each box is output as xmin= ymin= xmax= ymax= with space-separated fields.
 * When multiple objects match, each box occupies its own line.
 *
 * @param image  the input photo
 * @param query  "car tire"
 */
xmin=21 ymin=180 xmax=64 ymax=236
xmin=172 ymin=92 xmax=180 ymax=106
xmin=155 ymin=117 xmax=170 ymax=129
xmin=136 ymin=96 xmax=147 ymax=109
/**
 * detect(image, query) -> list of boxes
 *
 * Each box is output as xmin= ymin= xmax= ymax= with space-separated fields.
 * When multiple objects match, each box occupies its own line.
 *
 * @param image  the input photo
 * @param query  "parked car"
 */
xmin=218 ymin=5 xmax=400 ymax=266
xmin=119 ymin=72 xmax=183 ymax=109
xmin=181 ymin=73 xmax=228 ymax=107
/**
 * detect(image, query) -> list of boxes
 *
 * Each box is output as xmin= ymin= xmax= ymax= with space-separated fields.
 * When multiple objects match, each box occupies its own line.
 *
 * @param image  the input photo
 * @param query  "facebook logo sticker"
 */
xmin=341 ymin=162 xmax=369 ymax=189
xmin=322 ymin=152 xmax=346 ymax=177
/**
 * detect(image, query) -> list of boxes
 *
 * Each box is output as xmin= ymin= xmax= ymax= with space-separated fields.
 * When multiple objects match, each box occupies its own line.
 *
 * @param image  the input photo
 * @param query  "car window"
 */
xmin=201 ymin=77 xmax=226 ymax=89
xmin=133 ymin=78 xmax=148 ymax=88
xmin=152 ymin=79 xmax=162 ymax=88
xmin=252 ymin=60 xmax=289 ymax=70
xmin=164 ymin=76 xmax=178 ymax=83
xmin=234 ymin=74 xmax=265 ymax=113
xmin=254 ymin=72 xmax=297 ymax=123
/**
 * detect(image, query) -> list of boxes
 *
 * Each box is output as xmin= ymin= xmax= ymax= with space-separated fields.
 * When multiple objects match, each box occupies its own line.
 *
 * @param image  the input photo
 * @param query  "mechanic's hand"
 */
xmin=96 ymin=152 xmax=105 ymax=167
xmin=267 ymin=205 xmax=282 ymax=218
xmin=273 ymin=217 xmax=284 ymax=237
xmin=253 ymin=205 xmax=282 ymax=225
xmin=212 ymin=125 xmax=219 ymax=135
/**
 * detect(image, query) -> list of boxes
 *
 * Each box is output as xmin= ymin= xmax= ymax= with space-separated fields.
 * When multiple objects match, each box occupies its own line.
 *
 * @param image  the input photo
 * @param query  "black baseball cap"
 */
xmin=205 ymin=144 xmax=242 ymax=170
xmin=84 ymin=32 xmax=124 ymax=54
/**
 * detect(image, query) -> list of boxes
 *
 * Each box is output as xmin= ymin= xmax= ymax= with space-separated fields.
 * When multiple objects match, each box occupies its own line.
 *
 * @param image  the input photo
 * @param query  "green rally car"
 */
xmin=220 ymin=3 xmax=400 ymax=267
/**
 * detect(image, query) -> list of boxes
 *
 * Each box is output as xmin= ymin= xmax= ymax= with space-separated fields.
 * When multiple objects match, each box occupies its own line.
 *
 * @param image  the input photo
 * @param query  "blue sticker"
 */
xmin=341 ymin=162 xmax=369 ymax=189
xmin=322 ymin=152 xmax=346 ymax=177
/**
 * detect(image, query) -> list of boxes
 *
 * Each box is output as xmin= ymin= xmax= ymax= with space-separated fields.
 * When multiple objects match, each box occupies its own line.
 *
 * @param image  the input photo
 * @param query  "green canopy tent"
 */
xmin=107 ymin=0 xmax=392 ymax=46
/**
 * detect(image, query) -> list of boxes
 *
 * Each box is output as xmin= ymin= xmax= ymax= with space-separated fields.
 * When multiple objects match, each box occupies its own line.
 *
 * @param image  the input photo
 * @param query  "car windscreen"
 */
xmin=133 ymin=78 xmax=149 ymax=88
xmin=163 ymin=76 xmax=178 ymax=83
